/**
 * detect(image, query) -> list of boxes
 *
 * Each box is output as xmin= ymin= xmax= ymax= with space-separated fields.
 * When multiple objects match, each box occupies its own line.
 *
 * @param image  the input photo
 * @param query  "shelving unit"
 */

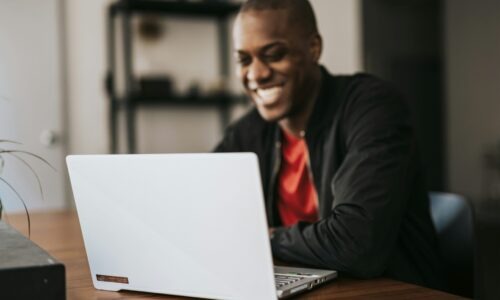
xmin=106 ymin=0 xmax=244 ymax=153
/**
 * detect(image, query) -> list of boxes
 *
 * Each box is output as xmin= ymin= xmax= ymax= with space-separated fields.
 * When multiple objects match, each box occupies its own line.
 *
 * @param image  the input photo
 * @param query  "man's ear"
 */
xmin=309 ymin=34 xmax=322 ymax=63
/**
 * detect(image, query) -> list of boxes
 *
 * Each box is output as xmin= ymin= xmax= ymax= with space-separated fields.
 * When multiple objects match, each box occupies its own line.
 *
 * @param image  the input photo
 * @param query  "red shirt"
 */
xmin=278 ymin=130 xmax=319 ymax=227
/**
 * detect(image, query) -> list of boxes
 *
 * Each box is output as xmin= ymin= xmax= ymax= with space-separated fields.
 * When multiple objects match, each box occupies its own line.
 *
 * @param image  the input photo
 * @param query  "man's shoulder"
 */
xmin=328 ymin=71 xmax=398 ymax=97
xmin=350 ymin=73 xmax=399 ymax=94
xmin=326 ymin=71 xmax=405 ymax=111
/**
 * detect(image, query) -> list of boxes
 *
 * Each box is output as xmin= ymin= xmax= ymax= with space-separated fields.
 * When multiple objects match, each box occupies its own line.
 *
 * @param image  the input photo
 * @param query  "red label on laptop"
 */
xmin=96 ymin=274 xmax=129 ymax=284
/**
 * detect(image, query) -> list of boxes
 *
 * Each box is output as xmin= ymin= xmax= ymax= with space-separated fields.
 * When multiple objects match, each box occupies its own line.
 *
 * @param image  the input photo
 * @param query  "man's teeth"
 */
xmin=255 ymin=86 xmax=283 ymax=104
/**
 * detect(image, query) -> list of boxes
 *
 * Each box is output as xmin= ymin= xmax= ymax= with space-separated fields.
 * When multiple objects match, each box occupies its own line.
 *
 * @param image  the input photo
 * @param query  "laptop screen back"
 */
xmin=67 ymin=153 xmax=277 ymax=300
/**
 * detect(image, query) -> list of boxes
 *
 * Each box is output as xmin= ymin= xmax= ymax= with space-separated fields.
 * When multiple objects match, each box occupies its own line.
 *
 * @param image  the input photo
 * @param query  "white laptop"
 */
xmin=66 ymin=153 xmax=337 ymax=299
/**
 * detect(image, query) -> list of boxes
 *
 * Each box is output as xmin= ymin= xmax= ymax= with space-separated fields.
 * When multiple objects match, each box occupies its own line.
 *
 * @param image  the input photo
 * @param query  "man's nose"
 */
xmin=247 ymin=59 xmax=271 ymax=83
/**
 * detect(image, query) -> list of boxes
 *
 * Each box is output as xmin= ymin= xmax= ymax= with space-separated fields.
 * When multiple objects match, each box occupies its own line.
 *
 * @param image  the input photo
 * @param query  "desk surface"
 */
xmin=6 ymin=211 xmax=461 ymax=299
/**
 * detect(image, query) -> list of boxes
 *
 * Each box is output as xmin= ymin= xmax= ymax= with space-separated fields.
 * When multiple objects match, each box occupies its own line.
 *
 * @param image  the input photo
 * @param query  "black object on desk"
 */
xmin=0 ymin=221 xmax=65 ymax=300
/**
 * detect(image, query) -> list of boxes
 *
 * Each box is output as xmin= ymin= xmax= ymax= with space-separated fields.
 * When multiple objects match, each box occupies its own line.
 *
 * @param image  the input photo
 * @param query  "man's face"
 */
xmin=233 ymin=9 xmax=321 ymax=122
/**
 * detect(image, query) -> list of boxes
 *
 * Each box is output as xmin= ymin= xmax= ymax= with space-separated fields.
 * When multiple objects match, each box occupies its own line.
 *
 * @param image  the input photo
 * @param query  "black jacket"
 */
xmin=215 ymin=67 xmax=444 ymax=289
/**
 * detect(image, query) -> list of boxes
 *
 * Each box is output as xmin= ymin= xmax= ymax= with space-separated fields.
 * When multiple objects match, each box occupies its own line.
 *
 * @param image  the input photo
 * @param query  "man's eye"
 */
xmin=264 ymin=51 xmax=286 ymax=62
xmin=236 ymin=56 xmax=251 ymax=66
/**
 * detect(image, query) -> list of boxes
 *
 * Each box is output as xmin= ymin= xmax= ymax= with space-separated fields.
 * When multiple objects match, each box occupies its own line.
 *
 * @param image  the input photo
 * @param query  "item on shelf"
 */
xmin=138 ymin=75 xmax=173 ymax=98
xmin=187 ymin=81 xmax=201 ymax=99
xmin=137 ymin=15 xmax=165 ymax=43
xmin=206 ymin=77 xmax=229 ymax=96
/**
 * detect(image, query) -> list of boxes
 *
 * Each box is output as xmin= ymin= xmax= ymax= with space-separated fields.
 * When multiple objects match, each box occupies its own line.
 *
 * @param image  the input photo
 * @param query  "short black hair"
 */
xmin=239 ymin=0 xmax=318 ymax=36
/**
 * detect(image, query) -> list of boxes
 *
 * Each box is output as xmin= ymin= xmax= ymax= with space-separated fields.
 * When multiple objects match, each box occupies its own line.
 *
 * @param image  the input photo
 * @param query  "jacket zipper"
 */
xmin=267 ymin=134 xmax=282 ymax=226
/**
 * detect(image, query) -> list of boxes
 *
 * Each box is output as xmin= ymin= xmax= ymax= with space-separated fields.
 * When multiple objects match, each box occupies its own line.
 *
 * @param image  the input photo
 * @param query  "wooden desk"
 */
xmin=6 ymin=211 xmax=461 ymax=299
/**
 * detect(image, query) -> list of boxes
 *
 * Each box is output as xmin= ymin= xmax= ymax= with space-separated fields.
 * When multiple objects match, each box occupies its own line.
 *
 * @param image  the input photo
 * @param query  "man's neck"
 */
xmin=279 ymin=66 xmax=322 ymax=138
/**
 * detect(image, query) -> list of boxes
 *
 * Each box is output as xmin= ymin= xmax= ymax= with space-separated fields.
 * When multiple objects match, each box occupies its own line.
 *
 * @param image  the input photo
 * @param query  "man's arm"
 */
xmin=270 ymin=85 xmax=416 ymax=278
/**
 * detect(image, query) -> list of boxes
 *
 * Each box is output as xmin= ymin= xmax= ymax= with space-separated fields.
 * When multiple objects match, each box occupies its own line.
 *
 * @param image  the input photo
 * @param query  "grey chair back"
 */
xmin=429 ymin=192 xmax=474 ymax=298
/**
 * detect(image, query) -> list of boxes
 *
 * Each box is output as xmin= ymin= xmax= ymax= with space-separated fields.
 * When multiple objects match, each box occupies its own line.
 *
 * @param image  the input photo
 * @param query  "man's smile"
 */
xmin=249 ymin=84 xmax=285 ymax=106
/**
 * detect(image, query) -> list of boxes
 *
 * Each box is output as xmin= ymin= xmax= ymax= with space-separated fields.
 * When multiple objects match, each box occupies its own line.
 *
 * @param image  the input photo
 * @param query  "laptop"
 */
xmin=66 ymin=153 xmax=337 ymax=299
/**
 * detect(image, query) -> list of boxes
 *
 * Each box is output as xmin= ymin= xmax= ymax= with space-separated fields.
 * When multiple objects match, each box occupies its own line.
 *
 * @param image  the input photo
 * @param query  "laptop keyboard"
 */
xmin=275 ymin=274 xmax=305 ymax=289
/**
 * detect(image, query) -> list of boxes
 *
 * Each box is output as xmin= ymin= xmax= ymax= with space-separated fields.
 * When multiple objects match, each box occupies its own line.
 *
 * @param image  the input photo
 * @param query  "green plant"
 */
xmin=0 ymin=139 xmax=55 ymax=236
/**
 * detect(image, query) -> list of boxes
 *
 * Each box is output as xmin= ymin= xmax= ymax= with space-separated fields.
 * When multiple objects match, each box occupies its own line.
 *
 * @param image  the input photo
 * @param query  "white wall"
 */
xmin=312 ymin=0 xmax=362 ymax=73
xmin=65 ymin=0 xmax=110 ymax=155
xmin=445 ymin=0 xmax=500 ymax=203
xmin=65 ymin=0 xmax=362 ymax=155
xmin=1 ymin=0 xmax=67 ymax=212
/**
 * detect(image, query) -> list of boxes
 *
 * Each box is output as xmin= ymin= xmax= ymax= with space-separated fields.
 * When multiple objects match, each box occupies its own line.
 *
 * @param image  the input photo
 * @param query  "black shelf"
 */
xmin=114 ymin=94 xmax=247 ymax=107
xmin=111 ymin=0 xmax=241 ymax=17
xmin=106 ymin=0 xmax=242 ymax=154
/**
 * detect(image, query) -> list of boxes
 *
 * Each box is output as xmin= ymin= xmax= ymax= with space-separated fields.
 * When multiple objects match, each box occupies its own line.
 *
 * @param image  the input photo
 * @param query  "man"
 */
xmin=215 ymin=0 xmax=444 ymax=290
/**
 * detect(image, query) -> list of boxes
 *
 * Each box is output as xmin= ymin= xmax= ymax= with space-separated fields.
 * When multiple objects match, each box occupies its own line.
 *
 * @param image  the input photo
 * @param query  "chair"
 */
xmin=429 ymin=192 xmax=474 ymax=298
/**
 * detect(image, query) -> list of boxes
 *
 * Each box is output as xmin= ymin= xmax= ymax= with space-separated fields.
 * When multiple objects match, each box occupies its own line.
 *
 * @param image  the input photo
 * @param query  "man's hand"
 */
xmin=269 ymin=227 xmax=276 ymax=238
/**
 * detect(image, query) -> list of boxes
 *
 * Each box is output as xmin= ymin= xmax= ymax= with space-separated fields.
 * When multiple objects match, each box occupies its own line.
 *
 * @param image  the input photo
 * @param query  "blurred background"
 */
xmin=0 ymin=0 xmax=499 ymax=298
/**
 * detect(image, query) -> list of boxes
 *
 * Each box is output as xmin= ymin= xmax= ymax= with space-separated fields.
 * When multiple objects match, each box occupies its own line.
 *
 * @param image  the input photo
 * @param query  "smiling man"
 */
xmin=215 ymin=0 xmax=444 ymax=290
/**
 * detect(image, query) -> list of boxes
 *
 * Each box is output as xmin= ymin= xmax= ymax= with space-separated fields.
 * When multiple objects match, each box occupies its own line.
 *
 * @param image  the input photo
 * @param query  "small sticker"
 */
xmin=96 ymin=274 xmax=129 ymax=284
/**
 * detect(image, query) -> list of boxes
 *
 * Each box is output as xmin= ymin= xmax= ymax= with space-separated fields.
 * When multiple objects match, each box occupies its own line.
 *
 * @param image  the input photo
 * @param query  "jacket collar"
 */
xmin=304 ymin=66 xmax=338 ymax=136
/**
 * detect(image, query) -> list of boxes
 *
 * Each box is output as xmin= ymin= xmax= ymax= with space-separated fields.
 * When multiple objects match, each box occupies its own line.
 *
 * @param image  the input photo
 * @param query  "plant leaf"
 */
xmin=0 ymin=149 xmax=56 ymax=172
xmin=0 ymin=177 xmax=31 ymax=237
xmin=7 ymin=152 xmax=45 ymax=203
